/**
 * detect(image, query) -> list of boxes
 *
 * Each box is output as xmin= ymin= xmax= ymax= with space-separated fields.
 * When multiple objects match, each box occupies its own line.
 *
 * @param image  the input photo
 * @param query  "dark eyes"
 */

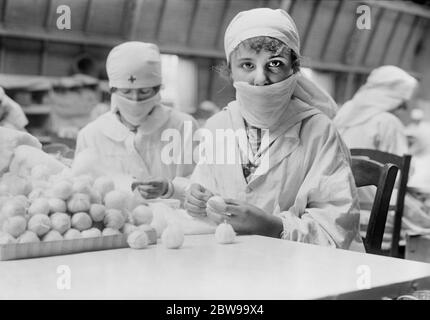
xmin=268 ymin=60 xmax=283 ymax=68
xmin=240 ymin=60 xmax=284 ymax=71
xmin=241 ymin=62 xmax=255 ymax=70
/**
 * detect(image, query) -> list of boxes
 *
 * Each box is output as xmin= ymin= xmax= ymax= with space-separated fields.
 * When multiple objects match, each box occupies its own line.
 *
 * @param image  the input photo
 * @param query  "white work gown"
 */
xmin=338 ymin=112 xmax=430 ymax=246
xmin=76 ymin=105 xmax=198 ymax=197
xmin=191 ymin=101 xmax=364 ymax=250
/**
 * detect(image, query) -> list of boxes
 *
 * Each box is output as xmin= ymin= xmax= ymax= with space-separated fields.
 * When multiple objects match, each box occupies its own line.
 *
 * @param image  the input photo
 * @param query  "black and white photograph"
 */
xmin=0 ymin=0 xmax=430 ymax=304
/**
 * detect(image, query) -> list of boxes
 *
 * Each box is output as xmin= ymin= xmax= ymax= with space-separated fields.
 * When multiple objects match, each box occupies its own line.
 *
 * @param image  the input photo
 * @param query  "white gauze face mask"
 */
xmin=233 ymin=74 xmax=298 ymax=129
xmin=111 ymin=92 xmax=161 ymax=126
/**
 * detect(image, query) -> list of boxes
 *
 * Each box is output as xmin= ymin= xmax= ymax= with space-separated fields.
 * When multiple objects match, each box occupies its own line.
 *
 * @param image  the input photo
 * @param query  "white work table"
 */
xmin=0 ymin=234 xmax=429 ymax=299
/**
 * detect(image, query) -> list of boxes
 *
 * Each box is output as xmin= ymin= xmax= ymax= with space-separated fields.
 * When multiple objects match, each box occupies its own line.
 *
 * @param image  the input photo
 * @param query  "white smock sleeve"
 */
xmin=279 ymin=119 xmax=361 ymax=249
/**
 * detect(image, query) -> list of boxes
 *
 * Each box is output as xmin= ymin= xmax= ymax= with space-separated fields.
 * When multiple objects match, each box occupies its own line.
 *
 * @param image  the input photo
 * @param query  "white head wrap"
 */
xmin=223 ymin=8 xmax=338 ymax=119
xmin=106 ymin=41 xmax=162 ymax=89
xmin=334 ymin=65 xmax=418 ymax=129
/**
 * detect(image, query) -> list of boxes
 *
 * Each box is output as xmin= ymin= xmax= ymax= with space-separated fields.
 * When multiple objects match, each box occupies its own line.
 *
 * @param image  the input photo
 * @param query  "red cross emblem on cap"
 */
xmin=128 ymin=75 xmax=136 ymax=83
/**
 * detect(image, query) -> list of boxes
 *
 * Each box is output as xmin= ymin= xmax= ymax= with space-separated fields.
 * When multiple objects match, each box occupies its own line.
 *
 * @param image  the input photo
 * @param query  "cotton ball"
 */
xmin=81 ymin=228 xmax=102 ymax=238
xmin=0 ymin=199 xmax=26 ymax=217
xmin=0 ymin=232 xmax=16 ymax=244
xmin=72 ymin=180 xmax=92 ymax=195
xmin=102 ymin=228 xmax=121 ymax=236
xmin=2 ymin=216 xmax=27 ymax=238
xmin=89 ymin=189 xmax=102 ymax=204
xmin=18 ymin=230 xmax=40 ymax=244
xmin=31 ymin=164 xmax=51 ymax=181
xmin=121 ymin=223 xmax=138 ymax=236
xmin=104 ymin=190 xmax=128 ymax=211
xmin=215 ymin=222 xmax=236 ymax=244
xmin=27 ymin=189 xmax=44 ymax=203
xmin=48 ymin=198 xmax=67 ymax=214
xmin=28 ymin=198 xmax=50 ymax=216
xmin=150 ymin=207 xmax=168 ymax=238
xmin=89 ymin=204 xmax=105 ymax=222
xmin=50 ymin=212 xmax=71 ymax=234
xmin=27 ymin=214 xmax=51 ymax=236
xmin=93 ymin=176 xmax=115 ymax=198
xmin=131 ymin=205 xmax=153 ymax=226
xmin=51 ymin=181 xmax=73 ymax=200
xmin=13 ymin=195 xmax=30 ymax=209
xmin=71 ymin=212 xmax=92 ymax=231
xmin=31 ymin=179 xmax=51 ymax=191
xmin=207 ymin=196 xmax=227 ymax=213
xmin=67 ymin=193 xmax=91 ymax=213
xmin=42 ymin=230 xmax=63 ymax=242
xmin=127 ymin=230 xmax=149 ymax=249
xmin=63 ymin=228 xmax=82 ymax=240
xmin=161 ymin=224 xmax=184 ymax=249
xmin=103 ymin=209 xmax=125 ymax=230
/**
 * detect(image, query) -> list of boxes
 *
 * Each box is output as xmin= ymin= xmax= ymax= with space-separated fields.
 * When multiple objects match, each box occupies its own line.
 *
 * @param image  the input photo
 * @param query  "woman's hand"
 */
xmin=207 ymin=198 xmax=283 ymax=238
xmin=184 ymin=183 xmax=214 ymax=217
xmin=134 ymin=177 xmax=169 ymax=199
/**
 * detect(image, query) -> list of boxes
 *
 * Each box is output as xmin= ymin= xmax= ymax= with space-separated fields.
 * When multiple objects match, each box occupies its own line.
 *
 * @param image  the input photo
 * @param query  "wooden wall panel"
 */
xmin=133 ymin=0 xmax=164 ymax=41
xmin=85 ymin=0 xmax=125 ymax=36
xmin=158 ymin=0 xmax=196 ymax=45
xmin=4 ymin=0 xmax=48 ymax=27
xmin=188 ymin=0 xmax=225 ymax=49
xmin=323 ymin=1 xmax=357 ymax=64
xmin=383 ymin=13 xmax=414 ymax=65
xmin=2 ymin=38 xmax=42 ymax=75
xmin=303 ymin=0 xmax=339 ymax=59
xmin=401 ymin=19 xmax=427 ymax=70
xmin=289 ymin=0 xmax=314 ymax=44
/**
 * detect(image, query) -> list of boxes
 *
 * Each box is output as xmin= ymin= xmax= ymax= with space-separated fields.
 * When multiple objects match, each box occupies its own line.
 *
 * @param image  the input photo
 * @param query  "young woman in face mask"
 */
xmin=184 ymin=8 xmax=364 ymax=250
xmin=76 ymin=42 xmax=198 ymax=199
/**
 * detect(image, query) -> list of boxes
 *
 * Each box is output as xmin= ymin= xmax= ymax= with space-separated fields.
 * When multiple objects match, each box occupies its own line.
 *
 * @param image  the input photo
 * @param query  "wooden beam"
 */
xmin=119 ymin=0 xmax=131 ymax=39
xmin=83 ymin=0 xmax=93 ymax=33
xmin=213 ymin=0 xmax=230 ymax=48
xmin=320 ymin=0 xmax=344 ymax=60
xmin=44 ymin=0 xmax=53 ymax=29
xmin=358 ymin=7 xmax=385 ymax=65
xmin=398 ymin=16 xmax=420 ymax=66
xmin=300 ymin=0 xmax=321 ymax=55
xmin=128 ymin=0 xmax=144 ymax=40
xmin=378 ymin=11 xmax=402 ymax=66
xmin=362 ymin=0 xmax=430 ymax=20
xmin=186 ymin=0 xmax=200 ymax=45
xmin=39 ymin=41 xmax=48 ymax=75
xmin=280 ymin=0 xmax=294 ymax=12
xmin=0 ymin=24 xmax=421 ymax=79
xmin=1 ymin=0 xmax=8 ymax=24
xmin=0 ymin=37 xmax=4 ymax=72
xmin=154 ymin=0 xmax=167 ymax=40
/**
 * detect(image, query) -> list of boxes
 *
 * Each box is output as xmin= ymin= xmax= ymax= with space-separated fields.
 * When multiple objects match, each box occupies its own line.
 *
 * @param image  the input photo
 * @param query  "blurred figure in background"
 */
xmin=0 ymin=87 xmax=28 ymax=131
xmin=334 ymin=65 xmax=430 ymax=248
xmin=76 ymin=41 xmax=199 ymax=200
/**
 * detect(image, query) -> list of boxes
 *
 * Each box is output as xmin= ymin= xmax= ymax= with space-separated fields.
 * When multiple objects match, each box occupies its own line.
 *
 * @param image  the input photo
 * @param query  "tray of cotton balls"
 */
xmin=0 ymin=170 xmax=163 ymax=261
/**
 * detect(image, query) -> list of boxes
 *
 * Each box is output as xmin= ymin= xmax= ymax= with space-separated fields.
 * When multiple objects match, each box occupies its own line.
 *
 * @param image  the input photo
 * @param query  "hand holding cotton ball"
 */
xmin=2 ymin=216 xmax=27 ymax=237
xmin=71 ymin=212 xmax=92 ymax=231
xmin=215 ymin=222 xmax=236 ymax=244
xmin=207 ymin=196 xmax=228 ymax=214
xmin=50 ymin=212 xmax=71 ymax=234
xmin=127 ymin=230 xmax=149 ymax=249
xmin=28 ymin=214 xmax=51 ymax=236
xmin=161 ymin=224 xmax=184 ymax=249
xmin=131 ymin=205 xmax=153 ymax=226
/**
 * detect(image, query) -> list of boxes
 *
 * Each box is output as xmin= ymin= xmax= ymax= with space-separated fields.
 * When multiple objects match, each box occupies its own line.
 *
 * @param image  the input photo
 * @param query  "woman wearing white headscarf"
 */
xmin=334 ymin=66 xmax=418 ymax=154
xmin=334 ymin=66 xmax=430 ymax=247
xmin=184 ymin=8 xmax=364 ymax=250
xmin=76 ymin=42 xmax=198 ymax=199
